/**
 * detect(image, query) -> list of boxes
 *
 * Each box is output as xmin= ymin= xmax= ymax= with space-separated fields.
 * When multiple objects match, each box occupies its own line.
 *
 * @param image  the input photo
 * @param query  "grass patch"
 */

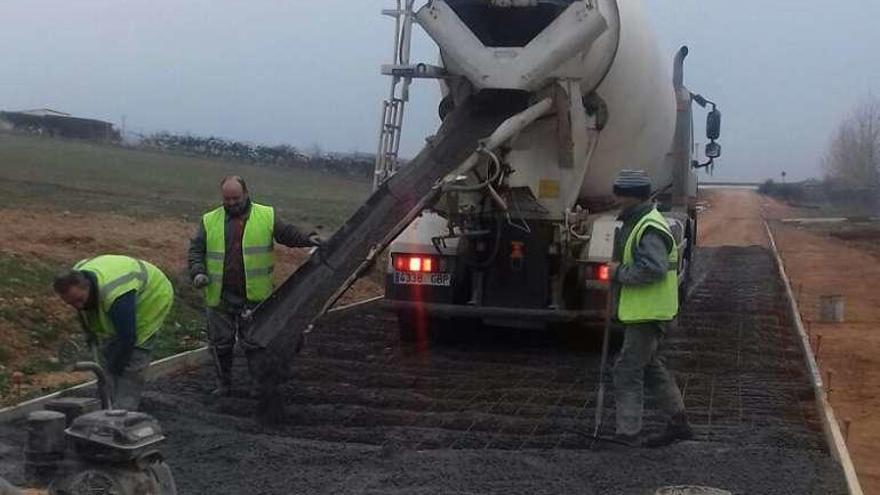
xmin=0 ymin=254 xmax=73 ymax=351
xmin=151 ymin=280 xmax=206 ymax=360
xmin=20 ymin=357 xmax=63 ymax=375
xmin=0 ymin=132 xmax=371 ymax=230
xmin=0 ymin=346 xmax=11 ymax=365
xmin=0 ymin=253 xmax=63 ymax=296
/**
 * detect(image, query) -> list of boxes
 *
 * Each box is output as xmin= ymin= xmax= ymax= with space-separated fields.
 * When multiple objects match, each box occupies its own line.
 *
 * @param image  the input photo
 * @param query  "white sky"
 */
xmin=1 ymin=1 xmax=879 ymax=181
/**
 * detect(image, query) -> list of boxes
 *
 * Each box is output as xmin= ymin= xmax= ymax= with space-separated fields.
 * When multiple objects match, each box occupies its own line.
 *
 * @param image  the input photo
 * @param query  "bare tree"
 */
xmin=824 ymin=96 xmax=880 ymax=187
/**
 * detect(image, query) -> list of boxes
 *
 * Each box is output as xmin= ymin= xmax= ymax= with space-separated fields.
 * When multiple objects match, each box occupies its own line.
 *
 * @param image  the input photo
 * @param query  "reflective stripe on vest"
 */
xmin=202 ymin=203 xmax=276 ymax=307
xmin=74 ymin=255 xmax=174 ymax=345
xmin=617 ymin=208 xmax=680 ymax=323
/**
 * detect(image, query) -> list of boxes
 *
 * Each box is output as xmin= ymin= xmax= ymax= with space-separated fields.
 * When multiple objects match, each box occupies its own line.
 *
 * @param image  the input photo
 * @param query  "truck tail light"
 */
xmin=394 ymin=255 xmax=441 ymax=273
xmin=586 ymin=263 xmax=611 ymax=283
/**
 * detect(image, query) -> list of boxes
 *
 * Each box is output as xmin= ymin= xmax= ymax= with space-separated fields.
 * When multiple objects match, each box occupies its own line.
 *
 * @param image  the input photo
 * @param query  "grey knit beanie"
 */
xmin=612 ymin=169 xmax=652 ymax=199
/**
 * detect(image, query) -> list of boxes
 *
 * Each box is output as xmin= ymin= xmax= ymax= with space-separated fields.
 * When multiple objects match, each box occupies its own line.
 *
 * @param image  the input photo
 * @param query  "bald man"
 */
xmin=188 ymin=176 xmax=321 ymax=397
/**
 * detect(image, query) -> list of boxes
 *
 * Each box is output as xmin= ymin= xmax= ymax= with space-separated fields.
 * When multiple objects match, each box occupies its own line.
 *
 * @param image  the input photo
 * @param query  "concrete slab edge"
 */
xmin=327 ymin=296 xmax=384 ymax=314
xmin=0 ymin=297 xmax=384 ymax=424
xmin=765 ymin=220 xmax=864 ymax=495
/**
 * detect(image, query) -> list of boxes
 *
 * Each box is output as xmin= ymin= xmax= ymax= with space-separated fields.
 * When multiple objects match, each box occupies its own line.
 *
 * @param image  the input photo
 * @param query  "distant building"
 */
xmin=0 ymin=109 xmax=119 ymax=142
xmin=17 ymin=108 xmax=72 ymax=118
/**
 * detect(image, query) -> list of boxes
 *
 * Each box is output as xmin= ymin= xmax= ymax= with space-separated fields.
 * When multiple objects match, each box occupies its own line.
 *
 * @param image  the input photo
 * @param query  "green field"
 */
xmin=0 ymin=132 xmax=372 ymax=229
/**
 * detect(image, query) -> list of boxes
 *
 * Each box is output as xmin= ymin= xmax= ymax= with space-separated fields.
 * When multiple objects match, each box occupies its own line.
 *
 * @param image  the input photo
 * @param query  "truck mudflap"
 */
xmin=384 ymin=300 xmax=604 ymax=324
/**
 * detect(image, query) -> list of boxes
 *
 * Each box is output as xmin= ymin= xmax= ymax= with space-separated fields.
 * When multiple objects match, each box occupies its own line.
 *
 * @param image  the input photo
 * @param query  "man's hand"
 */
xmin=607 ymin=261 xmax=620 ymax=280
xmin=308 ymin=233 xmax=324 ymax=247
xmin=193 ymin=274 xmax=210 ymax=289
xmin=104 ymin=351 xmax=126 ymax=375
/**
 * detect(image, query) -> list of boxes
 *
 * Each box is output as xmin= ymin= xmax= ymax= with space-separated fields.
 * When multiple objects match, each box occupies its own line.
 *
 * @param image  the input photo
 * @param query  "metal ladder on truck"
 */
xmin=373 ymin=0 xmax=448 ymax=190
xmin=373 ymin=0 xmax=416 ymax=190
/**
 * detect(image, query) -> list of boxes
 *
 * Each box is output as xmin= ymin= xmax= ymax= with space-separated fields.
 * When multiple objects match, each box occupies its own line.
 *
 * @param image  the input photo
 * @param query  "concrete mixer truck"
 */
xmin=378 ymin=0 xmax=723 ymax=339
xmin=244 ymin=0 xmax=721 ymax=417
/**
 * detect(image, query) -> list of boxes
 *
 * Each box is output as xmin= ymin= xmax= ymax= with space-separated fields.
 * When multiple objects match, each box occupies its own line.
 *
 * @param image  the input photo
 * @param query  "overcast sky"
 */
xmin=1 ymin=1 xmax=879 ymax=181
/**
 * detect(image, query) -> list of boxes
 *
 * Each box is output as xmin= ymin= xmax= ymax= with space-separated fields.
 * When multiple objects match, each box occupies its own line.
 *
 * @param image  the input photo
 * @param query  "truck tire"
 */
xmin=678 ymin=218 xmax=697 ymax=305
xmin=678 ymin=253 xmax=692 ymax=305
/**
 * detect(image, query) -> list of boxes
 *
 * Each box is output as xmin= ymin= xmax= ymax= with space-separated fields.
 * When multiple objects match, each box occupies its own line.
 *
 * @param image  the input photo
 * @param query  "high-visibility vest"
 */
xmin=617 ymin=208 xmax=680 ymax=323
xmin=74 ymin=255 xmax=173 ymax=345
xmin=202 ymin=203 xmax=275 ymax=307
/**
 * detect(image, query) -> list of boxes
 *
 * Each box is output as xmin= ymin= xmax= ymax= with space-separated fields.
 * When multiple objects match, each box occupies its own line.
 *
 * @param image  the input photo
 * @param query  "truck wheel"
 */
xmin=680 ymin=233 xmax=697 ymax=305
xmin=679 ymin=220 xmax=696 ymax=305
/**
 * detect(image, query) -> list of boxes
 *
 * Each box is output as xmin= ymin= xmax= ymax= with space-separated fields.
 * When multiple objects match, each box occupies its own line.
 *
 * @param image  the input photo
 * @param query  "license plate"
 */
xmin=394 ymin=272 xmax=452 ymax=287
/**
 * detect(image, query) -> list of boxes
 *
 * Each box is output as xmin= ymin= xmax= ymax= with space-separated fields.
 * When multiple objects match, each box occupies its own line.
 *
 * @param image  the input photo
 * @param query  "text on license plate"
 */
xmin=394 ymin=272 xmax=452 ymax=287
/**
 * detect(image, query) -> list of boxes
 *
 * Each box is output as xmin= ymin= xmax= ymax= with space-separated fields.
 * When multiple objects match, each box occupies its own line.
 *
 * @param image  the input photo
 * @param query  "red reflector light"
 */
xmin=585 ymin=263 xmax=611 ymax=283
xmin=395 ymin=255 xmax=439 ymax=273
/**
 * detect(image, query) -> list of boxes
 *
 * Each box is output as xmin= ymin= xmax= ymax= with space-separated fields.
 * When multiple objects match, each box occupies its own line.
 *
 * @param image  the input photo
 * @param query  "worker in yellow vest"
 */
xmin=188 ymin=176 xmax=321 ymax=397
xmin=607 ymin=170 xmax=692 ymax=448
xmin=53 ymin=255 xmax=174 ymax=410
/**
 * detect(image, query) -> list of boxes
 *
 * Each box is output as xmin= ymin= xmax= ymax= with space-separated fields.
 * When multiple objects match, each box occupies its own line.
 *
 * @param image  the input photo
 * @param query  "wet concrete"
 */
xmin=0 ymin=247 xmax=850 ymax=494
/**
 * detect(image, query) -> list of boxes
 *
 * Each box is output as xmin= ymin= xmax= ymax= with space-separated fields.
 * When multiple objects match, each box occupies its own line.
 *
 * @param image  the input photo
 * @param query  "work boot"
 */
xmin=644 ymin=413 xmax=694 ymax=448
xmin=211 ymin=349 xmax=234 ymax=398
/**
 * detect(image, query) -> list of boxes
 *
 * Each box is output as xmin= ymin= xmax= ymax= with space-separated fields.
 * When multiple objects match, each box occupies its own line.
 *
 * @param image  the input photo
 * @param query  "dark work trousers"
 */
xmin=206 ymin=306 xmax=256 ymax=388
xmin=613 ymin=322 xmax=686 ymax=436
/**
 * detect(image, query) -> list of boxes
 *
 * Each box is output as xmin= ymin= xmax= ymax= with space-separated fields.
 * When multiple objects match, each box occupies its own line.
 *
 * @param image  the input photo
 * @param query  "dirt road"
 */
xmin=697 ymin=188 xmax=788 ymax=247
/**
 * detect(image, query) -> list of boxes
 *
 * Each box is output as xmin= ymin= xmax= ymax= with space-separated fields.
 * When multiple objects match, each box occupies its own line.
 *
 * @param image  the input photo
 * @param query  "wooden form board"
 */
xmin=765 ymin=221 xmax=864 ymax=495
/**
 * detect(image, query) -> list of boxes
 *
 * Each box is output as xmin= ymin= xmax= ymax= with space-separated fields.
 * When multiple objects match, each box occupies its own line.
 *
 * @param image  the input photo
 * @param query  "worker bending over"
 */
xmin=609 ymin=170 xmax=692 ymax=448
xmin=188 ymin=175 xmax=321 ymax=397
xmin=54 ymin=255 xmax=174 ymax=410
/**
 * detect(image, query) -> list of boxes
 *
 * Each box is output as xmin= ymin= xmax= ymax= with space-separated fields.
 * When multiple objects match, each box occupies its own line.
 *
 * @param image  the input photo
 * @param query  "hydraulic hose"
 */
xmin=445 ymin=149 xmax=503 ymax=192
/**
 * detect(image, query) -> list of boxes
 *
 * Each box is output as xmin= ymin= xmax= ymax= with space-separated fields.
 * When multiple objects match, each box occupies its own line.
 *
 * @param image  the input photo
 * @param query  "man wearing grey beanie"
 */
xmin=608 ymin=170 xmax=692 ymax=448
